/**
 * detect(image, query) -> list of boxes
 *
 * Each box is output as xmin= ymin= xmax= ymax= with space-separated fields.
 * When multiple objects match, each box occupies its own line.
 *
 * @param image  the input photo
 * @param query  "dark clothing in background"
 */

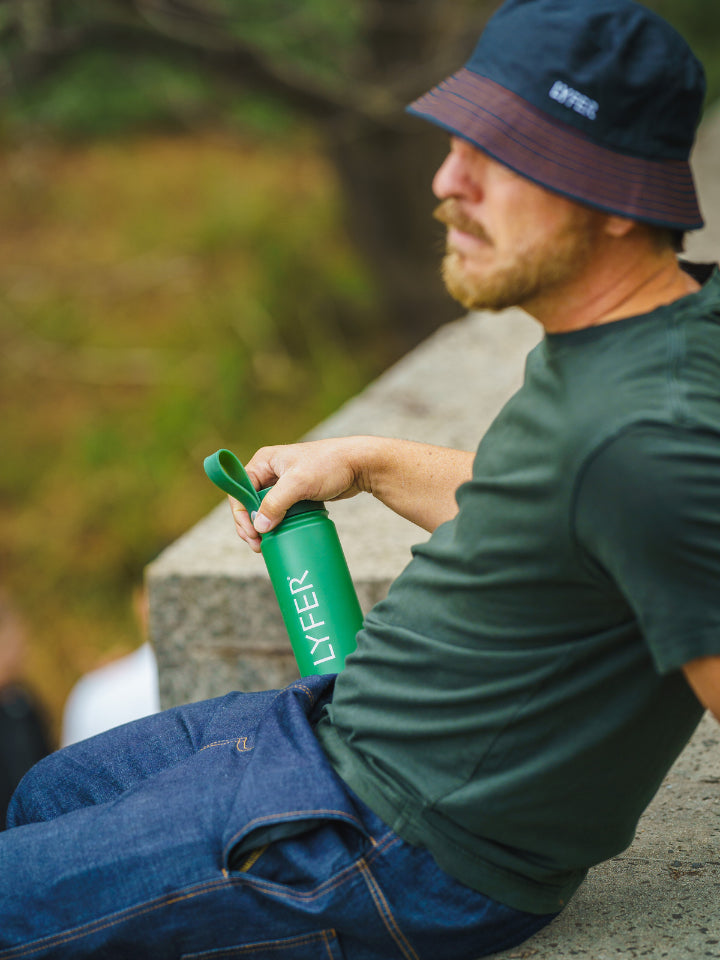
xmin=0 ymin=684 xmax=52 ymax=829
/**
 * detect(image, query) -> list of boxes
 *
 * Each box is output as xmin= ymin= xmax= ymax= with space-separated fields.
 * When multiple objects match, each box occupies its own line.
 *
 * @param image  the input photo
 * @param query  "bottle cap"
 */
xmin=258 ymin=488 xmax=326 ymax=520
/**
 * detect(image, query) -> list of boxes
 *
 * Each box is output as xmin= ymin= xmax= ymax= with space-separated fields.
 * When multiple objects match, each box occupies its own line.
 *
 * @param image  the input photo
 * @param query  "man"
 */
xmin=2 ymin=1 xmax=718 ymax=957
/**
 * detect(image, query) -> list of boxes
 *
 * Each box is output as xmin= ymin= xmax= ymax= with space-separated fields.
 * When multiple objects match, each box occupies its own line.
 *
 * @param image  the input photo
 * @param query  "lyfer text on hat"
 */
xmin=548 ymin=81 xmax=599 ymax=122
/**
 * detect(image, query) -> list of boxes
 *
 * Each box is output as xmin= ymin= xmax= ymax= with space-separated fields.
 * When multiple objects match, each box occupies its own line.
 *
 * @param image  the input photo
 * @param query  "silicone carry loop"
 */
xmin=203 ymin=449 xmax=261 ymax=514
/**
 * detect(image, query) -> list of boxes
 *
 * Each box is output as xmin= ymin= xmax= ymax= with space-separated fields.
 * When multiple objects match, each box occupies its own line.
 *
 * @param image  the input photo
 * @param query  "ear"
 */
xmin=603 ymin=215 xmax=637 ymax=239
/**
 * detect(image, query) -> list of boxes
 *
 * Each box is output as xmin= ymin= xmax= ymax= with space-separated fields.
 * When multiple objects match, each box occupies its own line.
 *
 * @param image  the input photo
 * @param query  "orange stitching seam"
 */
xmin=358 ymin=861 xmax=420 ymax=960
xmin=0 ymin=878 xmax=232 ymax=960
xmin=184 ymin=930 xmax=340 ymax=959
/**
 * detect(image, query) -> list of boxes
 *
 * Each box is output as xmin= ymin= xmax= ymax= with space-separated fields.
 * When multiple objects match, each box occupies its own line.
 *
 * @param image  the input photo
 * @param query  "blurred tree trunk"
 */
xmin=15 ymin=0 xmax=52 ymax=50
xmin=326 ymin=0 xmax=491 ymax=346
xmin=328 ymin=115 xmax=455 ymax=350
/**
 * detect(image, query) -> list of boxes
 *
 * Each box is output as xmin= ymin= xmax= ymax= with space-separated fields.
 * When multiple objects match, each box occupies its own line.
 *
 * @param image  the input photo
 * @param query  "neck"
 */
xmin=527 ymin=241 xmax=700 ymax=334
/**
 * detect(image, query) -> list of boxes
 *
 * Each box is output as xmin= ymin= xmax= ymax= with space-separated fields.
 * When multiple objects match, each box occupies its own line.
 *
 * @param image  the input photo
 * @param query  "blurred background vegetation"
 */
xmin=0 ymin=0 xmax=718 ymax=738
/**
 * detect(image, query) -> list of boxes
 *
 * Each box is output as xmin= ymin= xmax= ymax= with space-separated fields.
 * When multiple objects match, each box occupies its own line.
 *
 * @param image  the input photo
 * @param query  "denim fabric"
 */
xmin=0 ymin=676 xmax=557 ymax=959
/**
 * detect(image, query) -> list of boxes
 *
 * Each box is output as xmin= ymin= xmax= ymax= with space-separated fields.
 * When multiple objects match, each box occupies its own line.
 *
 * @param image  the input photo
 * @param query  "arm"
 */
xmin=683 ymin=655 xmax=720 ymax=722
xmin=230 ymin=436 xmax=474 ymax=553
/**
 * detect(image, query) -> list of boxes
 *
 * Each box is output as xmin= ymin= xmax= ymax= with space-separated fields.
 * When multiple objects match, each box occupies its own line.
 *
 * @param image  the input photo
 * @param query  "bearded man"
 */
xmin=2 ymin=1 xmax=719 ymax=958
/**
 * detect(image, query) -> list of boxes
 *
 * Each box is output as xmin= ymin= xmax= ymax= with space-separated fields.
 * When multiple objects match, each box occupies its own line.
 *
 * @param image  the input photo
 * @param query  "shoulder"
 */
xmin=573 ymin=422 xmax=720 ymax=672
xmin=576 ymin=421 xmax=720 ymax=532
xmin=573 ymin=422 xmax=720 ymax=595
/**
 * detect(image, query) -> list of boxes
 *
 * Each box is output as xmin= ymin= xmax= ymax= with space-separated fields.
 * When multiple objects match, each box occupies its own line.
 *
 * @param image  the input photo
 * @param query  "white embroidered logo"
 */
xmin=548 ymin=80 xmax=599 ymax=121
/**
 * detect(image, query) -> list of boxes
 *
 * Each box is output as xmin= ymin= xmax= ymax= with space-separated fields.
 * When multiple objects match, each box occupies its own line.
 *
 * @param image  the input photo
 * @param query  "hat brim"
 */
xmin=407 ymin=69 xmax=704 ymax=231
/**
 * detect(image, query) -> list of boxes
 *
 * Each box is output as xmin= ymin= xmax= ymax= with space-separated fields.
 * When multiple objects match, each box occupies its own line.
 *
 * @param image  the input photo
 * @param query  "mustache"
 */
xmin=433 ymin=199 xmax=491 ymax=244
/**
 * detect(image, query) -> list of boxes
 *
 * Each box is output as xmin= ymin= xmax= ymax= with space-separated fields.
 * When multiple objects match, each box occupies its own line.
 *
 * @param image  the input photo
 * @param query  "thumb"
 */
xmin=251 ymin=490 xmax=288 ymax=534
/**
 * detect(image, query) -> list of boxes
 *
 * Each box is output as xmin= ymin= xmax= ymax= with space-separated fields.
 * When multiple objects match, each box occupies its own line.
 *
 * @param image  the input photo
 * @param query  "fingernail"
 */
xmin=250 ymin=511 xmax=257 ymax=523
xmin=253 ymin=513 xmax=271 ymax=534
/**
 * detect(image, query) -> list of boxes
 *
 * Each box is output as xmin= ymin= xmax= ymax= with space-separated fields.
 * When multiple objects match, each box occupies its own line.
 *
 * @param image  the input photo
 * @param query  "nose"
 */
xmin=432 ymin=138 xmax=481 ymax=201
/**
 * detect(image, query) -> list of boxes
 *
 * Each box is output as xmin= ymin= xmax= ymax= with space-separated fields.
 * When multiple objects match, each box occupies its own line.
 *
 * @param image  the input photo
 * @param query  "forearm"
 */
xmin=231 ymin=436 xmax=473 ymax=552
xmin=358 ymin=436 xmax=473 ymax=531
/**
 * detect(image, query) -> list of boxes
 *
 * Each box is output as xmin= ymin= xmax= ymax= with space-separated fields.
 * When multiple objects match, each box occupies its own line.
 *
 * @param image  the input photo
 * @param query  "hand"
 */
xmin=228 ymin=439 xmax=371 ymax=553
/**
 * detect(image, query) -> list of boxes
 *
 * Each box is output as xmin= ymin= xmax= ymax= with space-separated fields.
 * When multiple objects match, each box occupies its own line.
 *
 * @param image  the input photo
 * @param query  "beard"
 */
xmin=434 ymin=198 xmax=598 ymax=313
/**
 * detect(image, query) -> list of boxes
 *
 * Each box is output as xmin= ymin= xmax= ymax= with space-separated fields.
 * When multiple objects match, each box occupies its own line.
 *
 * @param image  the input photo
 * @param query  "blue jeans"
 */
xmin=0 ymin=676 xmax=557 ymax=959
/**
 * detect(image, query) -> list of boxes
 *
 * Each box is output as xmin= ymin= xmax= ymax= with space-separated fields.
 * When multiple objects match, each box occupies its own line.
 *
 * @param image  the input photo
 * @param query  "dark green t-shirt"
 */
xmin=316 ymin=263 xmax=720 ymax=914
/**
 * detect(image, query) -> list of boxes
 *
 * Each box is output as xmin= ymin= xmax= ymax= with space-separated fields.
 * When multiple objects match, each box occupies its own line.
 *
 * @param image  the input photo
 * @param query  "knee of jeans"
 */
xmin=5 ymin=751 xmax=61 ymax=828
xmin=5 ymin=771 xmax=34 ymax=828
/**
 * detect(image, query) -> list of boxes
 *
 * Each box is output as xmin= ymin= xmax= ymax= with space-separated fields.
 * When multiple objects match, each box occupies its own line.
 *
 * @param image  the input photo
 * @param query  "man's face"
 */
xmin=432 ymin=137 xmax=603 ymax=315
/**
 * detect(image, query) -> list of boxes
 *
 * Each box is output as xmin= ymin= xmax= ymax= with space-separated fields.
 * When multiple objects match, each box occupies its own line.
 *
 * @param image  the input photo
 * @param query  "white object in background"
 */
xmin=61 ymin=643 xmax=161 ymax=747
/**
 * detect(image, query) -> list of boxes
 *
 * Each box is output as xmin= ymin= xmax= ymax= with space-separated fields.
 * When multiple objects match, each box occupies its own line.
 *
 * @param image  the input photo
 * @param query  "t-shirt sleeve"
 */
xmin=574 ymin=422 xmax=720 ymax=674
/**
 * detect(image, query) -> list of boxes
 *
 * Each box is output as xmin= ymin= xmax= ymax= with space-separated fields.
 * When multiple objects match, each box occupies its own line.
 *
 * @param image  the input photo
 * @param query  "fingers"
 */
xmin=242 ymin=446 xmax=305 ymax=534
xmin=227 ymin=439 xmax=366 ymax=550
xmin=226 ymin=452 xmax=297 ymax=547
xmin=250 ymin=481 xmax=297 ymax=533
xmin=242 ymin=446 xmax=284 ymax=496
xmin=228 ymin=496 xmax=262 ymax=553
xmin=226 ymin=444 xmax=300 ymax=551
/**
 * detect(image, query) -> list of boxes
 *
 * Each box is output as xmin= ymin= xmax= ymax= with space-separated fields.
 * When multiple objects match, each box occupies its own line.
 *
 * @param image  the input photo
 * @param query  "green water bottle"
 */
xmin=204 ymin=449 xmax=362 ymax=675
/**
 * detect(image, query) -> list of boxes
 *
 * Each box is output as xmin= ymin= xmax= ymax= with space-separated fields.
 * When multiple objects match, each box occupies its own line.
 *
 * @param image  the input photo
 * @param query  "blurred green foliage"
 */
xmin=218 ymin=0 xmax=364 ymax=81
xmin=0 ymin=0 xmax=365 ymax=142
xmin=0 ymin=134 xmax=386 ymax=730
xmin=2 ymin=51 xmax=299 ymax=140
xmin=5 ymin=53 xmax=218 ymax=138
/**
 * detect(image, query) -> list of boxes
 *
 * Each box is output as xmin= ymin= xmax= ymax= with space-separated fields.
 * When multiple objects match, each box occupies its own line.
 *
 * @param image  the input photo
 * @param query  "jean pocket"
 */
xmin=226 ymin=813 xmax=368 ymax=893
xmin=181 ymin=929 xmax=345 ymax=959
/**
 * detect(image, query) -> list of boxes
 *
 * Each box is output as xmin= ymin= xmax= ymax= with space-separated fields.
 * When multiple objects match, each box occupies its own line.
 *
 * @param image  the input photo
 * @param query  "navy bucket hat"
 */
xmin=407 ymin=0 xmax=705 ymax=230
